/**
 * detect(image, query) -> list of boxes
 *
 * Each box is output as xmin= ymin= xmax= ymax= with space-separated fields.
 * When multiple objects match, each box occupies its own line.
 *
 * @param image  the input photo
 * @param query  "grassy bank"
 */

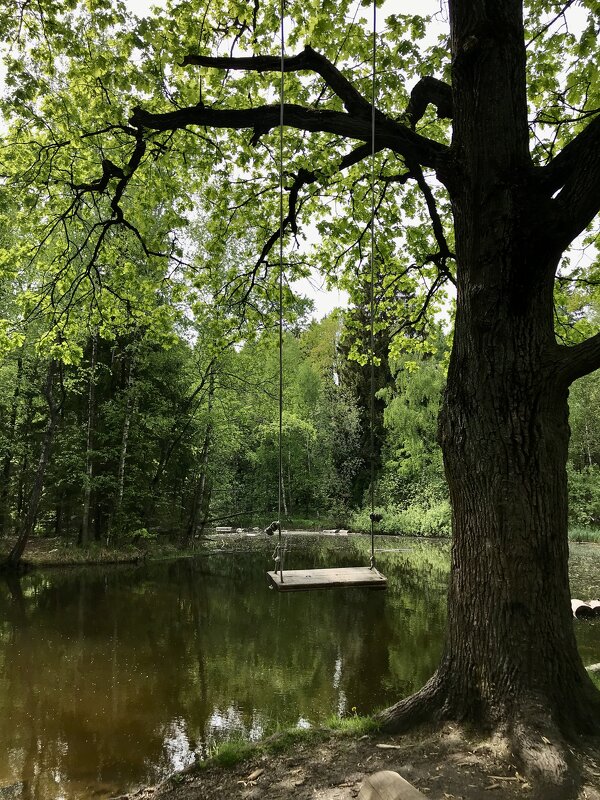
xmin=198 ymin=715 xmax=379 ymax=772
xmin=2 ymin=522 xmax=599 ymax=570
xmin=0 ymin=536 xmax=191 ymax=568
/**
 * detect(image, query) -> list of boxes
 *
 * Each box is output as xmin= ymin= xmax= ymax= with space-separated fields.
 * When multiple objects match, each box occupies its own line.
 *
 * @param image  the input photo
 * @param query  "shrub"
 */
xmin=351 ymin=499 xmax=451 ymax=537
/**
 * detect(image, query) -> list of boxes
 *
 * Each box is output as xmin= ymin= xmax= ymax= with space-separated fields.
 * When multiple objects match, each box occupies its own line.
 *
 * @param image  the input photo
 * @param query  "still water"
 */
xmin=0 ymin=536 xmax=598 ymax=799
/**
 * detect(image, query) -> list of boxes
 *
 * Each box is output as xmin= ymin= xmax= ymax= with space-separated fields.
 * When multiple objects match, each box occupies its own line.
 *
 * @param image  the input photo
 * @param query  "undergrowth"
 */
xmin=351 ymin=502 xmax=451 ymax=538
xmin=569 ymin=526 xmax=600 ymax=543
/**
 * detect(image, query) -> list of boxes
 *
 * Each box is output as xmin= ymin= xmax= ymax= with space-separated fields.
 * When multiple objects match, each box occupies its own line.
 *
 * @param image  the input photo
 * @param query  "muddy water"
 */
xmin=0 ymin=537 xmax=598 ymax=799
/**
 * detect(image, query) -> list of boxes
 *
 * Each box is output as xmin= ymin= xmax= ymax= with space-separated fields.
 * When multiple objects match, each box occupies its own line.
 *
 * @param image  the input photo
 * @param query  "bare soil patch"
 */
xmin=116 ymin=726 xmax=600 ymax=800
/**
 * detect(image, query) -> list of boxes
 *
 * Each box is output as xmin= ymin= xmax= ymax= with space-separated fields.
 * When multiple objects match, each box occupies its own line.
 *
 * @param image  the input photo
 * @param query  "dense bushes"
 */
xmin=351 ymin=499 xmax=451 ymax=538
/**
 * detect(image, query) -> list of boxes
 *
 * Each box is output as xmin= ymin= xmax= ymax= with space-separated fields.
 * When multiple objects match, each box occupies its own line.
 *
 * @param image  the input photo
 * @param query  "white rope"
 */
xmin=369 ymin=0 xmax=377 ymax=569
xmin=277 ymin=0 xmax=285 ymax=580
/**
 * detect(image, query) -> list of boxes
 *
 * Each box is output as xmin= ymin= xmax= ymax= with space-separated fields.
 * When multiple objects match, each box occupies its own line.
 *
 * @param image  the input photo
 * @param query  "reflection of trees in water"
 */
xmin=0 ymin=541 xmax=450 ymax=797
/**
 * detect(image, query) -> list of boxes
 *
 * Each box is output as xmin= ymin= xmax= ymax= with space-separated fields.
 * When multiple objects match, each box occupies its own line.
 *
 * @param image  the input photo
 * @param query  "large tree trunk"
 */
xmin=380 ymin=284 xmax=600 ymax=790
xmin=379 ymin=0 xmax=600 ymax=789
xmin=439 ymin=300 xmax=600 ymax=728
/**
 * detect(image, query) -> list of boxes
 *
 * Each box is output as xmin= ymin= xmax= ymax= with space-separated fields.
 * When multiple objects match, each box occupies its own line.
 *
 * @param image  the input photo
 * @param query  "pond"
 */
xmin=0 ymin=536 xmax=598 ymax=799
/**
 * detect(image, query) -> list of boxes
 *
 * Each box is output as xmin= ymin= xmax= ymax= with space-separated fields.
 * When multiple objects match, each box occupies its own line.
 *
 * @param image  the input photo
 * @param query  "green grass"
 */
xmin=325 ymin=714 xmax=380 ymax=736
xmin=569 ymin=526 xmax=600 ymax=543
xmin=204 ymin=738 xmax=256 ymax=768
xmin=195 ymin=714 xmax=379 ymax=771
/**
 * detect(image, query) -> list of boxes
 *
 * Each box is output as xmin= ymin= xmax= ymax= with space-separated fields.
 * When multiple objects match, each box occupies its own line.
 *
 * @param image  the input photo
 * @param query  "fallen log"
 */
xmin=588 ymin=599 xmax=600 ymax=615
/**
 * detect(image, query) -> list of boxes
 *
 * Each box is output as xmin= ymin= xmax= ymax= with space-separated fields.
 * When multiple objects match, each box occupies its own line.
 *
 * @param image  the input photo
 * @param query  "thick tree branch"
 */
xmin=538 ymin=114 xmax=600 ymax=246
xmin=557 ymin=332 xmax=600 ymax=383
xmin=541 ymin=114 xmax=600 ymax=190
xmin=130 ymin=103 xmax=448 ymax=171
xmin=405 ymin=77 xmax=453 ymax=129
xmin=182 ymin=45 xmax=372 ymax=117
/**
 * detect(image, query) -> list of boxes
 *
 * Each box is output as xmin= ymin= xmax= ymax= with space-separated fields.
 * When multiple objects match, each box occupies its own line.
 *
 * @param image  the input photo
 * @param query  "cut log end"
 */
xmin=571 ymin=599 xmax=597 ymax=618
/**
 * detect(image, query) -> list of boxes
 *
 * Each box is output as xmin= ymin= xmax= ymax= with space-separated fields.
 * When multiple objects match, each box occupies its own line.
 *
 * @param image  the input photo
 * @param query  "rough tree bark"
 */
xmin=378 ymin=0 xmax=600 ymax=789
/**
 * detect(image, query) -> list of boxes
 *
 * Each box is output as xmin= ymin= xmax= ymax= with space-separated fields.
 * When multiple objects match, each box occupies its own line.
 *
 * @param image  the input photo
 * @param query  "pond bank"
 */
xmin=2 ymin=525 xmax=599 ymax=571
xmin=115 ymin=724 xmax=600 ymax=800
xmin=0 ymin=532 xmax=260 ymax=569
xmin=0 ymin=529 xmax=408 ymax=569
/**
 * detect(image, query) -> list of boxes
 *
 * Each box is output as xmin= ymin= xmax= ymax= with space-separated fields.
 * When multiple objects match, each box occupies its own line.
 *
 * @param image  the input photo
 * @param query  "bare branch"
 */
xmin=182 ymin=44 xmax=372 ymax=117
xmin=526 ymin=0 xmax=577 ymax=49
xmin=408 ymin=160 xmax=456 ymax=285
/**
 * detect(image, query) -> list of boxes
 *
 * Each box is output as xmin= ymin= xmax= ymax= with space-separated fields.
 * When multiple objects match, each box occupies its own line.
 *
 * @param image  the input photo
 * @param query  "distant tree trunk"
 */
xmin=16 ymin=441 xmax=29 ymax=524
xmin=338 ymin=307 xmax=391 ymax=507
xmin=584 ymin=421 xmax=593 ymax=467
xmin=3 ymin=361 xmax=59 ymax=570
xmin=79 ymin=334 xmax=97 ymax=546
xmin=186 ymin=468 xmax=212 ymax=543
xmin=287 ymin=440 xmax=292 ymax=514
xmin=280 ymin=472 xmax=288 ymax=517
xmin=186 ymin=374 xmax=214 ymax=543
xmin=53 ymin=496 xmax=63 ymax=538
xmin=0 ymin=355 xmax=23 ymax=537
xmin=106 ymin=355 xmax=135 ymax=542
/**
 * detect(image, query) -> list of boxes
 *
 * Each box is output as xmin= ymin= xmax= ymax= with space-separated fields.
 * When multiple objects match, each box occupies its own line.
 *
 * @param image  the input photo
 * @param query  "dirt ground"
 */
xmin=116 ymin=725 xmax=600 ymax=800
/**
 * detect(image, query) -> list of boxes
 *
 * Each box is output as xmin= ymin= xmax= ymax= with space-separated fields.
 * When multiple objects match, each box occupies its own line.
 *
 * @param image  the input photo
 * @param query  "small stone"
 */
xmin=358 ymin=770 xmax=429 ymax=800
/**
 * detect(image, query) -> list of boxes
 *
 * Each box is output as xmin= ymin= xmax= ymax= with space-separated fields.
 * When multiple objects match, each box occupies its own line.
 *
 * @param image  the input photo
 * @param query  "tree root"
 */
xmin=509 ymin=704 xmax=580 ymax=800
xmin=376 ymin=672 xmax=447 ymax=733
xmin=376 ymin=677 xmax=593 ymax=799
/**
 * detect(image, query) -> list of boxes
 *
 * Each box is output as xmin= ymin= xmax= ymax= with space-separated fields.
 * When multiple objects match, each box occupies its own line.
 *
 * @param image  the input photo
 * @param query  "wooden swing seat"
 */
xmin=266 ymin=566 xmax=387 ymax=592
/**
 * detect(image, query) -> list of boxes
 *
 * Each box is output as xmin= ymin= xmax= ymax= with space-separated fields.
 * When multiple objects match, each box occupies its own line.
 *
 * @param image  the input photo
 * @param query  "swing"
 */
xmin=266 ymin=2 xmax=386 ymax=593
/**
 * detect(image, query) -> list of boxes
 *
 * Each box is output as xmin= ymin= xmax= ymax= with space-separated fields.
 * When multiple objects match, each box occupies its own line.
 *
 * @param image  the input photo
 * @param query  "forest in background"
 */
xmin=0 ymin=0 xmax=599 ymax=559
xmin=1 ymin=296 xmax=599 ymax=551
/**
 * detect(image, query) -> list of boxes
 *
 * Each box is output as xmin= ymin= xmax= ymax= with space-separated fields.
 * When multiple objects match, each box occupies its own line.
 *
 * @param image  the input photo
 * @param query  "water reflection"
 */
xmin=0 ymin=537 xmax=597 ymax=799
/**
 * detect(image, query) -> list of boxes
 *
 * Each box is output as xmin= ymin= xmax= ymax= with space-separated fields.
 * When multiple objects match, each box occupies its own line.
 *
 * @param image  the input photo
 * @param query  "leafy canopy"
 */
xmin=0 ymin=0 xmax=599 ymax=358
